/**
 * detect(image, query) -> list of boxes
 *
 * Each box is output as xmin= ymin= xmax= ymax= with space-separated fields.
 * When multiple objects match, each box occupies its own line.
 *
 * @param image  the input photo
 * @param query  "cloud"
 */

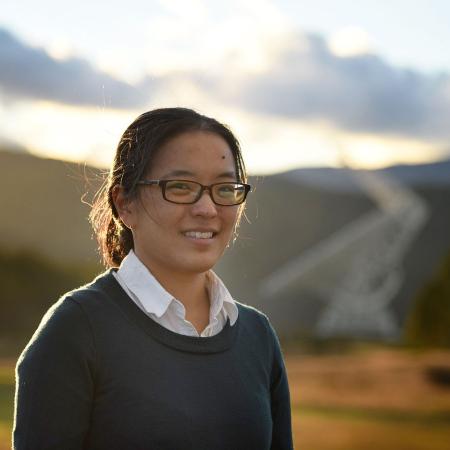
xmin=194 ymin=33 xmax=450 ymax=141
xmin=0 ymin=28 xmax=153 ymax=109
xmin=2 ymin=23 xmax=449 ymax=143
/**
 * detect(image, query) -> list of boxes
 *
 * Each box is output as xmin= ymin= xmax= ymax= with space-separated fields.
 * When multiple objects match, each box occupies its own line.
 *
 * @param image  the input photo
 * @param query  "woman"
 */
xmin=14 ymin=107 xmax=293 ymax=449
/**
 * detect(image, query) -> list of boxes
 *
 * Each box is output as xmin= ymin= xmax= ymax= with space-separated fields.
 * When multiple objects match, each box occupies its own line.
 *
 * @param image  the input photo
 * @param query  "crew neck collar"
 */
xmin=93 ymin=269 xmax=240 ymax=354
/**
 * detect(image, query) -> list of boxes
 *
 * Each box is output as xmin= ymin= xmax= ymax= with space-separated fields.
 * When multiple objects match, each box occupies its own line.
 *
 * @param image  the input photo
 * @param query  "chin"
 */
xmin=180 ymin=256 xmax=218 ymax=274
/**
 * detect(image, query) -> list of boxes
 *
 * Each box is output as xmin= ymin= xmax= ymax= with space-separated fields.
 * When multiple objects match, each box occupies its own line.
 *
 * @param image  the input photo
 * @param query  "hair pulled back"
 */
xmin=90 ymin=107 xmax=247 ymax=268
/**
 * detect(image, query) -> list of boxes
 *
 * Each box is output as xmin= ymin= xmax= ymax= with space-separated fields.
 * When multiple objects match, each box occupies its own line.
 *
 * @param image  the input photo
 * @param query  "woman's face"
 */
xmin=117 ymin=130 xmax=240 ymax=278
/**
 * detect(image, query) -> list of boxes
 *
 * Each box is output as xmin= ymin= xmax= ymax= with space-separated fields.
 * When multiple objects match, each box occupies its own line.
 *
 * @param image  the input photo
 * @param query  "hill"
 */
xmin=2 ymin=149 xmax=450 ymax=342
xmin=217 ymin=160 xmax=450 ymax=340
xmin=0 ymin=149 xmax=103 ymax=265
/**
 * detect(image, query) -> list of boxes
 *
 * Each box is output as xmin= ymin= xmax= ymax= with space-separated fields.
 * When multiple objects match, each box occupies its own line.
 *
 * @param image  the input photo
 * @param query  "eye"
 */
xmin=216 ymin=183 xmax=237 ymax=198
xmin=165 ymin=181 xmax=196 ymax=196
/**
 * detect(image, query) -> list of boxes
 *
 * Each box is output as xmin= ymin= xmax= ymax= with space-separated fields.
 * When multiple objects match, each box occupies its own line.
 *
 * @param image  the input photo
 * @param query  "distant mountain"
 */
xmin=2 ymin=149 xmax=450 ymax=341
xmin=218 ymin=160 xmax=450 ymax=341
xmin=0 ymin=149 xmax=103 ymax=265
xmin=0 ymin=138 xmax=28 ymax=154
xmin=282 ymin=158 xmax=450 ymax=192
xmin=380 ymin=159 xmax=450 ymax=186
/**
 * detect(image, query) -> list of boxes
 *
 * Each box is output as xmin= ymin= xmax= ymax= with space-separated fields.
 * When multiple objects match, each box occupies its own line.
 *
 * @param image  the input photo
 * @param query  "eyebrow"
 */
xmin=161 ymin=169 xmax=237 ymax=179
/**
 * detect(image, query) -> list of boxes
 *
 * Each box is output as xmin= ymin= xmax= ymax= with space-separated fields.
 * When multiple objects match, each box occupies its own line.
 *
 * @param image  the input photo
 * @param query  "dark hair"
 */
xmin=90 ymin=107 xmax=248 ymax=268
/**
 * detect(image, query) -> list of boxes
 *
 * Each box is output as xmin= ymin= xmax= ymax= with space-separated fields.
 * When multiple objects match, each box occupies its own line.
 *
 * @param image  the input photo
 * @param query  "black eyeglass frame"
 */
xmin=136 ymin=179 xmax=252 ymax=206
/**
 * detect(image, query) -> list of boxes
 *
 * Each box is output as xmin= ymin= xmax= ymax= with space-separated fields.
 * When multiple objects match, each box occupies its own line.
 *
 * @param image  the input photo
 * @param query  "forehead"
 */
xmin=148 ymin=130 xmax=237 ymax=178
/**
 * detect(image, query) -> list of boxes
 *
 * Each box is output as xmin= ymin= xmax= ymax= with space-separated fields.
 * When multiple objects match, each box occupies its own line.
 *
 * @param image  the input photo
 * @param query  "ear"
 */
xmin=112 ymin=185 xmax=136 ymax=229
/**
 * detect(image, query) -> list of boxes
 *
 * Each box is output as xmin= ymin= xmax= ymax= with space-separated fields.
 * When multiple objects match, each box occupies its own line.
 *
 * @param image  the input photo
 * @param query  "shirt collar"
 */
xmin=117 ymin=250 xmax=239 ymax=324
xmin=206 ymin=271 xmax=239 ymax=326
xmin=117 ymin=250 xmax=173 ymax=318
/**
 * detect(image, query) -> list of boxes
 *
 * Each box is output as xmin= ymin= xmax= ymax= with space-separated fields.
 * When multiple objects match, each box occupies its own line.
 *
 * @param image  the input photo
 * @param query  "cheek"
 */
xmin=223 ymin=208 xmax=239 ymax=230
xmin=136 ymin=192 xmax=179 ymax=227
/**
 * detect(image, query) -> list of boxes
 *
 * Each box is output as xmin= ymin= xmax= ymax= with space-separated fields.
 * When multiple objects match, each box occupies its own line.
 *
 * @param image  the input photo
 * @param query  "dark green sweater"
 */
xmin=14 ymin=270 xmax=293 ymax=449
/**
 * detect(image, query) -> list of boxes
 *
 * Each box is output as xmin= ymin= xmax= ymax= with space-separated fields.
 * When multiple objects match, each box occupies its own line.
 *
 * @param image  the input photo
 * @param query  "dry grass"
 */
xmin=287 ymin=347 xmax=450 ymax=449
xmin=286 ymin=347 xmax=450 ymax=412
xmin=292 ymin=413 xmax=450 ymax=450
xmin=0 ymin=424 xmax=11 ymax=450
xmin=0 ymin=359 xmax=14 ymax=450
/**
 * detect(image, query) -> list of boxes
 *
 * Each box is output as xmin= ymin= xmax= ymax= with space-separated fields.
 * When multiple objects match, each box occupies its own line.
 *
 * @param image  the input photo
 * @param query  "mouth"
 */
xmin=182 ymin=230 xmax=217 ymax=240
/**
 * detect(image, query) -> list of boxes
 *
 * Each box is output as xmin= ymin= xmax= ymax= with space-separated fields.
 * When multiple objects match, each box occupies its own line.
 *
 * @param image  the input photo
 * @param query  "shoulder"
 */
xmin=29 ymin=295 xmax=91 ymax=344
xmin=16 ymin=271 xmax=116 ymax=371
xmin=234 ymin=302 xmax=286 ymax=380
xmin=235 ymin=300 xmax=268 ymax=322
xmin=234 ymin=300 xmax=277 ymax=340
xmin=36 ymin=270 xmax=119 ymax=340
xmin=66 ymin=269 xmax=117 ymax=305
xmin=235 ymin=300 xmax=274 ymax=325
xmin=32 ymin=270 xmax=116 ymax=331
xmin=16 ymin=295 xmax=96 ymax=378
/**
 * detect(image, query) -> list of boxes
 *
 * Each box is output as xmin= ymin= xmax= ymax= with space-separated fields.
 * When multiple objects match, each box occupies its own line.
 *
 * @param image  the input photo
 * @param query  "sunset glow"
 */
xmin=1 ymin=0 xmax=449 ymax=173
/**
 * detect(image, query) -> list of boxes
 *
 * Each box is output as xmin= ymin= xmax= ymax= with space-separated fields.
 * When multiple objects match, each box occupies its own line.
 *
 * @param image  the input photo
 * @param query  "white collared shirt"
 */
xmin=112 ymin=250 xmax=238 ymax=337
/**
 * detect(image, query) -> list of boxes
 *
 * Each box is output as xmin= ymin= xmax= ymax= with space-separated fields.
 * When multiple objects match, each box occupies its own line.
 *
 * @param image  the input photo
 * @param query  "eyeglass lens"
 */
xmin=164 ymin=181 xmax=246 ymax=205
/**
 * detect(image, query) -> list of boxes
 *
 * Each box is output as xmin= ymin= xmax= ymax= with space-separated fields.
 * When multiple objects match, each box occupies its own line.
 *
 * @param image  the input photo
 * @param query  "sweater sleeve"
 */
xmin=13 ymin=297 xmax=96 ymax=450
xmin=267 ymin=320 xmax=294 ymax=450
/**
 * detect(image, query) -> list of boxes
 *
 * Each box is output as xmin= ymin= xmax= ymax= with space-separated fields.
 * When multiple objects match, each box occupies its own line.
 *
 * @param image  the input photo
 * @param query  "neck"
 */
xmin=135 ymin=251 xmax=210 ymax=309
xmin=147 ymin=263 xmax=211 ymax=334
xmin=133 ymin=250 xmax=212 ymax=333
xmin=156 ymin=268 xmax=209 ymax=309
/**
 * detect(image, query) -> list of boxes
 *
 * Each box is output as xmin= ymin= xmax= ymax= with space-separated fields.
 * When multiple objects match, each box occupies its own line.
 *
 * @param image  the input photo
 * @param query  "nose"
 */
xmin=190 ymin=190 xmax=218 ymax=218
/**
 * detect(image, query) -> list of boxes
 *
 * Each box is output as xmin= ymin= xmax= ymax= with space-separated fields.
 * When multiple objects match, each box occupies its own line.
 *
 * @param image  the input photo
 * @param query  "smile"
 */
xmin=183 ymin=231 xmax=216 ymax=239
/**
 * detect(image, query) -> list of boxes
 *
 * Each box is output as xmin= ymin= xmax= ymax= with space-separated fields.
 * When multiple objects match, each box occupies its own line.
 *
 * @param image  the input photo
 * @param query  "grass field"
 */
xmin=1 ymin=346 xmax=449 ymax=449
xmin=0 ymin=360 xmax=14 ymax=450
xmin=286 ymin=345 xmax=450 ymax=450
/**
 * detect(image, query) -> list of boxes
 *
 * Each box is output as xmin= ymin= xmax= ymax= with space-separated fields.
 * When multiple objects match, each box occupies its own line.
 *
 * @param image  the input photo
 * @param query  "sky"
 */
xmin=1 ymin=0 xmax=450 ymax=174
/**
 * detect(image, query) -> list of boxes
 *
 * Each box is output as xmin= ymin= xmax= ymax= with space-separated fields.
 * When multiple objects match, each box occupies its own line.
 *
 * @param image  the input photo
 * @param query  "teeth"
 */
xmin=184 ymin=231 xmax=214 ymax=239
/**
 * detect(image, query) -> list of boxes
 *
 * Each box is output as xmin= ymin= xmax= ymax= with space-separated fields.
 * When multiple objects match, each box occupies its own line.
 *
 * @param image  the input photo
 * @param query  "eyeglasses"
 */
xmin=137 ymin=179 xmax=251 ymax=206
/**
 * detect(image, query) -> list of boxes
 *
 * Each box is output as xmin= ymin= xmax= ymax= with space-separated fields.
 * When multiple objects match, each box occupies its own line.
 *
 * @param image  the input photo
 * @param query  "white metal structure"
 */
xmin=260 ymin=169 xmax=429 ymax=338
